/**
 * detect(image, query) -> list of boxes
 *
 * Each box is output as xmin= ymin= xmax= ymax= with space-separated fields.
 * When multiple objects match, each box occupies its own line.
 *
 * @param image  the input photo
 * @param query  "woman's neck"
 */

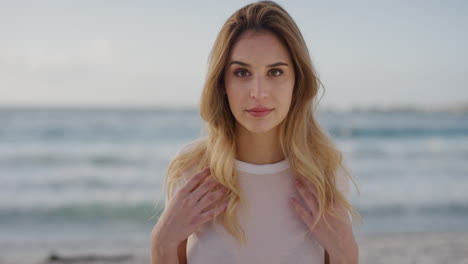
xmin=235 ymin=125 xmax=285 ymax=165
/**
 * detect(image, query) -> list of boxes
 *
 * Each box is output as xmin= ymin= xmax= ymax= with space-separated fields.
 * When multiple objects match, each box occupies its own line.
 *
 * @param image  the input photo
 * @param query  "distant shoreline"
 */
xmin=329 ymin=103 xmax=468 ymax=113
xmin=0 ymin=103 xmax=467 ymax=113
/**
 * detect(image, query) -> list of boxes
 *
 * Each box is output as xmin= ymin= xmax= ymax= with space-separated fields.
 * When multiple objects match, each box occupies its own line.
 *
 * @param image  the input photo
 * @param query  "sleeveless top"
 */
xmin=164 ymin=140 xmax=352 ymax=264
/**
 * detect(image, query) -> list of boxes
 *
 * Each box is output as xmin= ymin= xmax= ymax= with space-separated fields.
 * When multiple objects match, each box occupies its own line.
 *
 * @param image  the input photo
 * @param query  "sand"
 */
xmin=1 ymin=231 xmax=468 ymax=264
xmin=356 ymin=231 xmax=468 ymax=264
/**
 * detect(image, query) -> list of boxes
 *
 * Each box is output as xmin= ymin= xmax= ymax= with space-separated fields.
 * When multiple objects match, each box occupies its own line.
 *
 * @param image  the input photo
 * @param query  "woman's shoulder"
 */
xmin=174 ymin=137 xmax=206 ymax=156
xmin=170 ymin=137 xmax=207 ymax=182
xmin=335 ymin=160 xmax=352 ymax=202
xmin=165 ymin=138 xmax=206 ymax=204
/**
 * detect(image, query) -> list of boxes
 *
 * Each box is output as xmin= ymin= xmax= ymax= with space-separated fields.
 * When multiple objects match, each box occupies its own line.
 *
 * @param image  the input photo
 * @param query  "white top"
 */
xmin=235 ymin=158 xmax=290 ymax=175
xmin=165 ymin=140 xmax=352 ymax=264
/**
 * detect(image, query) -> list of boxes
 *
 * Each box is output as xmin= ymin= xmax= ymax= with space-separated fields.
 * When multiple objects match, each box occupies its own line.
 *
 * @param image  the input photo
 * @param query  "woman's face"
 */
xmin=224 ymin=30 xmax=295 ymax=135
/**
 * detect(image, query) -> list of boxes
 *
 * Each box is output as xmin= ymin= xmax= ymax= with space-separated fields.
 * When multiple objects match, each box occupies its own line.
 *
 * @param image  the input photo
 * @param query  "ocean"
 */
xmin=0 ymin=107 xmax=467 ymax=254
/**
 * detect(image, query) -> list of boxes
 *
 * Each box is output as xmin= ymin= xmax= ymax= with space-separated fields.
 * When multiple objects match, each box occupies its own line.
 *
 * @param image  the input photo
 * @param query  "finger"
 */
xmin=191 ymin=201 xmax=229 ymax=226
xmin=289 ymin=197 xmax=315 ymax=229
xmin=194 ymin=187 xmax=227 ymax=213
xmin=295 ymin=178 xmax=319 ymax=196
xmin=180 ymin=167 xmax=211 ymax=195
xmin=190 ymin=179 xmax=221 ymax=203
xmin=294 ymin=179 xmax=319 ymax=213
xmin=180 ymin=180 xmax=219 ymax=209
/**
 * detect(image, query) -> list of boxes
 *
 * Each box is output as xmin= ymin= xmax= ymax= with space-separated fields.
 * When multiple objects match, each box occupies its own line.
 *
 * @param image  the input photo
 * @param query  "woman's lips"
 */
xmin=246 ymin=109 xmax=273 ymax=117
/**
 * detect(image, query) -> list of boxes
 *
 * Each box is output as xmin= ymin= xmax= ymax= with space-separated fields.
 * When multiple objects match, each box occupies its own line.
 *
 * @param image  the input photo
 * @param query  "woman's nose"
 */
xmin=250 ymin=76 xmax=268 ymax=99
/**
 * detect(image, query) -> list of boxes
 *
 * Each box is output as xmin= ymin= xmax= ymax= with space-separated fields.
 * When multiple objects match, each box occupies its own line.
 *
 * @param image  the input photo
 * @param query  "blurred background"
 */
xmin=1 ymin=0 xmax=467 ymax=263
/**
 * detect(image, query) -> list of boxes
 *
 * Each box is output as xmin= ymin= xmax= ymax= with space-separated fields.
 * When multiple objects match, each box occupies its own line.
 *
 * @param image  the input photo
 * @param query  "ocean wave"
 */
xmin=0 ymin=154 xmax=149 ymax=167
xmin=329 ymin=127 xmax=468 ymax=138
xmin=1 ymin=200 xmax=468 ymax=224
xmin=0 ymin=201 xmax=164 ymax=223
xmin=358 ymin=202 xmax=468 ymax=217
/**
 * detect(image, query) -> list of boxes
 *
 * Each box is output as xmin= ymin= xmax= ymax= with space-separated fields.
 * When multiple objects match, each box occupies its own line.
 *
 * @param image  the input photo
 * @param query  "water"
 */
xmin=0 ymin=107 xmax=467 ymax=252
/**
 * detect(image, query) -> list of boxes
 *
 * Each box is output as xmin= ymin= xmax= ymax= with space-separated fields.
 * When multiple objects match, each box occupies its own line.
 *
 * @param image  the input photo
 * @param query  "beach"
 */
xmin=356 ymin=231 xmax=468 ymax=264
xmin=1 ymin=108 xmax=467 ymax=263
xmin=1 ymin=231 xmax=468 ymax=264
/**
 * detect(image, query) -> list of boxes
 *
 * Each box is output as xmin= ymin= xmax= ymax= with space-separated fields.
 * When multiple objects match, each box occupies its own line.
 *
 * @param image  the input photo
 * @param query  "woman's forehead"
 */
xmin=228 ymin=30 xmax=292 ymax=66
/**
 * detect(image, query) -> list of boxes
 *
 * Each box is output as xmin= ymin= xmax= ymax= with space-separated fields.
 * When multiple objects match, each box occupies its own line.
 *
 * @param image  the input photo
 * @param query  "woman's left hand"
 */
xmin=289 ymin=178 xmax=358 ymax=264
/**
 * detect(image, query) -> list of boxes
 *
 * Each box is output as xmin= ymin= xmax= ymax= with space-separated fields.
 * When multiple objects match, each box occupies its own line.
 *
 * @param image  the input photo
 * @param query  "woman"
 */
xmin=151 ymin=1 xmax=362 ymax=263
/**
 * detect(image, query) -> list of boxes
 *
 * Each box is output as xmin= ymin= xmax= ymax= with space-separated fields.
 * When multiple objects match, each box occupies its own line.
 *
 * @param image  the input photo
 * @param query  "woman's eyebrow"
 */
xmin=229 ymin=60 xmax=289 ymax=67
xmin=267 ymin=62 xmax=288 ymax=67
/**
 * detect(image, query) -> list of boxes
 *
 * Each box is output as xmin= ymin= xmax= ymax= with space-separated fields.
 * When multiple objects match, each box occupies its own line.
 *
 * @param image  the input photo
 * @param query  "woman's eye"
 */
xmin=269 ymin=69 xmax=283 ymax=77
xmin=234 ymin=69 xmax=250 ymax=77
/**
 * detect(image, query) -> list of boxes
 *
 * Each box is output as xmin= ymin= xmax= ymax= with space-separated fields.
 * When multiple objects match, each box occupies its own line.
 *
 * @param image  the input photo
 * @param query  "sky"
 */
xmin=1 ymin=0 xmax=467 ymax=111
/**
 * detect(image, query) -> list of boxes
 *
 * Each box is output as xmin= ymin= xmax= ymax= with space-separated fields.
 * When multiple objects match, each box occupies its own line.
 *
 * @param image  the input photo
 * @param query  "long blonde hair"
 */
xmin=161 ymin=0 xmax=362 ymax=248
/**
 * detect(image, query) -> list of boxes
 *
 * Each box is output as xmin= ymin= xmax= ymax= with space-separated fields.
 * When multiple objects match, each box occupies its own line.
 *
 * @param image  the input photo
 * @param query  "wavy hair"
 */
xmin=160 ymin=0 xmax=362 ymax=248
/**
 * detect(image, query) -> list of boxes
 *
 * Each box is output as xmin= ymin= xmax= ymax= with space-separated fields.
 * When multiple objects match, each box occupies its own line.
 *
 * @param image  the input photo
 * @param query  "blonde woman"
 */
xmin=151 ymin=1 xmax=362 ymax=263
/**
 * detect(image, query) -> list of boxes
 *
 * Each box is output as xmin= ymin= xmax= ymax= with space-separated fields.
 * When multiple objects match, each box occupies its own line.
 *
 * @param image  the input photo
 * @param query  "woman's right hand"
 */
xmin=151 ymin=167 xmax=229 ymax=249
